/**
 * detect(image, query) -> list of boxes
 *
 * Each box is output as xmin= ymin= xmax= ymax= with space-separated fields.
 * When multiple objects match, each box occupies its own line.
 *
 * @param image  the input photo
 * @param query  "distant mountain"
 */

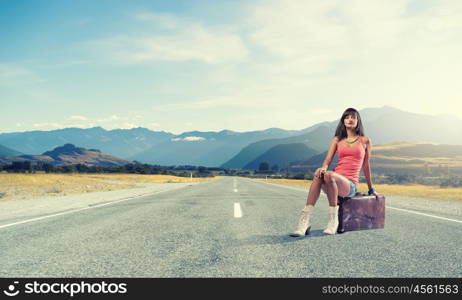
xmin=1 ymin=106 xmax=461 ymax=168
xmin=0 ymin=127 xmax=302 ymax=167
xmin=362 ymin=107 xmax=462 ymax=145
xmin=0 ymin=127 xmax=174 ymax=158
xmin=0 ymin=144 xmax=130 ymax=166
xmin=0 ymin=144 xmax=22 ymax=156
xmin=372 ymin=142 xmax=462 ymax=157
xmin=243 ymin=143 xmax=319 ymax=170
xmin=129 ymin=128 xmax=302 ymax=166
xmin=221 ymin=126 xmax=332 ymax=169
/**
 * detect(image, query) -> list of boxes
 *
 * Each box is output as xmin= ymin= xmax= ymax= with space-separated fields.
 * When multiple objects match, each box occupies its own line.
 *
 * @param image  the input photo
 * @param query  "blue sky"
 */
xmin=1 ymin=0 xmax=461 ymax=134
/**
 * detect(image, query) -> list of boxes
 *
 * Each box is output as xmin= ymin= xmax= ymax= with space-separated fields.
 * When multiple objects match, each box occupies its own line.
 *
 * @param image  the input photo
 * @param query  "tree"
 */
xmin=61 ymin=165 xmax=76 ymax=173
xmin=259 ymin=161 xmax=269 ymax=172
xmin=43 ymin=163 xmax=55 ymax=173
xmin=23 ymin=161 xmax=32 ymax=173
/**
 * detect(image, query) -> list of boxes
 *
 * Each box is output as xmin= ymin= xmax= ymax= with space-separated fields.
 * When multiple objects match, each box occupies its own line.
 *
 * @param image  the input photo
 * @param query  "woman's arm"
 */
xmin=362 ymin=137 xmax=376 ymax=194
xmin=321 ymin=137 xmax=339 ymax=171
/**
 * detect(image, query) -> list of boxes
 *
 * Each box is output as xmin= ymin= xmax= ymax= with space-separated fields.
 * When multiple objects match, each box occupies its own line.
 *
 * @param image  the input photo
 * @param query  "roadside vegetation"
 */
xmin=250 ymin=177 xmax=462 ymax=202
xmin=0 ymin=161 xmax=220 ymax=177
xmin=0 ymin=173 xmax=219 ymax=201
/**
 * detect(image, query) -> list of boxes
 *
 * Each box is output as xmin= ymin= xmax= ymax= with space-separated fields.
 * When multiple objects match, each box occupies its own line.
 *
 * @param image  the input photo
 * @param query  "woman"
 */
xmin=290 ymin=107 xmax=378 ymax=237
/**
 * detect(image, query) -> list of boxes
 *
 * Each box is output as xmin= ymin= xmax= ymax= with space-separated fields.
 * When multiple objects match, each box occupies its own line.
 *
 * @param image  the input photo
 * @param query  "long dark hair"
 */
xmin=334 ymin=108 xmax=365 ymax=140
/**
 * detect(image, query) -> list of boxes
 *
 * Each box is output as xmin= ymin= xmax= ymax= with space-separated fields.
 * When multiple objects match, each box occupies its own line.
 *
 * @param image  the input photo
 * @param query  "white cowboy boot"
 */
xmin=290 ymin=205 xmax=314 ymax=237
xmin=323 ymin=205 xmax=339 ymax=235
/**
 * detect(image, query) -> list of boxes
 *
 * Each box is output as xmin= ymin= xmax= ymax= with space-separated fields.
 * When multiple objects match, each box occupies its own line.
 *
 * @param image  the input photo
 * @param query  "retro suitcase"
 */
xmin=337 ymin=193 xmax=385 ymax=233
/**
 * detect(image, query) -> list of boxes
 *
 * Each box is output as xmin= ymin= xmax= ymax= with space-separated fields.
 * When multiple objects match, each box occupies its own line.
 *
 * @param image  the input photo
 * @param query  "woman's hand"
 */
xmin=315 ymin=166 xmax=328 ymax=179
xmin=368 ymin=188 xmax=379 ymax=197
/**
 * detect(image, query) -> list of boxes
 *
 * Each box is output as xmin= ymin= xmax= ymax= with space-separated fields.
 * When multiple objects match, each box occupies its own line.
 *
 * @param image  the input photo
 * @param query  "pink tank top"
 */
xmin=333 ymin=136 xmax=366 ymax=183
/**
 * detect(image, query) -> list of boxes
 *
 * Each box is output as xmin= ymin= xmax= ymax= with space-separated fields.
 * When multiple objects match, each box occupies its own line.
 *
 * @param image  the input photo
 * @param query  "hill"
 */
xmin=0 ymin=144 xmax=130 ymax=166
xmin=222 ymin=126 xmax=332 ymax=169
xmin=0 ymin=127 xmax=173 ymax=158
xmin=0 ymin=144 xmax=22 ymax=156
xmin=243 ymin=143 xmax=319 ymax=170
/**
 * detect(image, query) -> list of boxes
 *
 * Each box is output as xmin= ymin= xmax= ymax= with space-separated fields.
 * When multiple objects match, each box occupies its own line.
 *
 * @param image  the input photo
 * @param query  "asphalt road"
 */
xmin=1 ymin=177 xmax=461 ymax=277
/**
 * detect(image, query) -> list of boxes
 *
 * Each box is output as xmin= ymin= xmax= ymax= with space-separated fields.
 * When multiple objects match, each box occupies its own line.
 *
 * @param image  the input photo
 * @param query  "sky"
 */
xmin=1 ymin=0 xmax=461 ymax=134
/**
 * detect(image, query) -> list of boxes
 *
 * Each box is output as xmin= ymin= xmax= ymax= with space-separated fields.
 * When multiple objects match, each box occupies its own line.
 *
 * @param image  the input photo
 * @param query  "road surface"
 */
xmin=1 ymin=177 xmax=461 ymax=277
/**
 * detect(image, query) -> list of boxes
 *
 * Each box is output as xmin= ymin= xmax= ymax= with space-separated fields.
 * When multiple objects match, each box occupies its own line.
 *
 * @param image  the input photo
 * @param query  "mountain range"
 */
xmin=1 ymin=106 xmax=461 ymax=168
xmin=0 ymin=144 xmax=129 ymax=166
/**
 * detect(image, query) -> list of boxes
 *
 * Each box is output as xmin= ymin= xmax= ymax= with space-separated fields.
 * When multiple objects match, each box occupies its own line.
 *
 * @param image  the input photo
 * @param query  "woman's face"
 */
xmin=343 ymin=113 xmax=358 ymax=130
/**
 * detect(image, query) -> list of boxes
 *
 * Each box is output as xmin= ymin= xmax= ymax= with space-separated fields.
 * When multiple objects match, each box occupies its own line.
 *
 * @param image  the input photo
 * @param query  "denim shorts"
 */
xmin=347 ymin=180 xmax=357 ymax=198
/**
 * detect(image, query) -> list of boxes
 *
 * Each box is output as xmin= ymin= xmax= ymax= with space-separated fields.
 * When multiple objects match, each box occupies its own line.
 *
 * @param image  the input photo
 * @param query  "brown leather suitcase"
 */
xmin=337 ymin=193 xmax=385 ymax=233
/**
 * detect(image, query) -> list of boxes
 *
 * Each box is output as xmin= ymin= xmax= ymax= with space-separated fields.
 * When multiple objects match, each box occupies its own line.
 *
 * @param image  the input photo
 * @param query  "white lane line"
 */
xmin=387 ymin=206 xmax=462 ymax=224
xmin=234 ymin=202 xmax=243 ymax=218
xmin=245 ymin=178 xmax=462 ymax=225
xmin=0 ymin=189 xmax=176 ymax=231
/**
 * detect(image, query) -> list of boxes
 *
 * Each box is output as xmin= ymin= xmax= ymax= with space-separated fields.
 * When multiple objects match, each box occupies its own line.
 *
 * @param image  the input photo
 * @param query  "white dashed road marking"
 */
xmin=234 ymin=202 xmax=243 ymax=218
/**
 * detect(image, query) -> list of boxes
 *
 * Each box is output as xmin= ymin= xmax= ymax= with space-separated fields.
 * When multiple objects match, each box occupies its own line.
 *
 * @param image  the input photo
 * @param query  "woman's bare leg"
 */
xmin=305 ymin=170 xmax=323 ymax=206
xmin=323 ymin=174 xmax=338 ymax=206
xmin=323 ymin=171 xmax=351 ymax=206
xmin=322 ymin=171 xmax=352 ymax=234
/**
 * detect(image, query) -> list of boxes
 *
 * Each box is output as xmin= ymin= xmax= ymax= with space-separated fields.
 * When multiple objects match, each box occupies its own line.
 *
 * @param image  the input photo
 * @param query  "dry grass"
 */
xmin=373 ymin=142 xmax=432 ymax=151
xmin=249 ymin=177 xmax=462 ymax=202
xmin=74 ymin=173 xmax=220 ymax=183
xmin=0 ymin=173 xmax=219 ymax=201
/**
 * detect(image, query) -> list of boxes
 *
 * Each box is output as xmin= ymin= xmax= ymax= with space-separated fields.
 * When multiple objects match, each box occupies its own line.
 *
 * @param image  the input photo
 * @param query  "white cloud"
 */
xmin=246 ymin=0 xmax=416 ymax=76
xmin=133 ymin=31 xmax=247 ymax=63
xmin=134 ymin=12 xmax=180 ymax=29
xmin=119 ymin=123 xmax=138 ymax=129
xmin=0 ymin=64 xmax=34 ymax=79
xmin=312 ymin=109 xmax=334 ymax=115
xmin=96 ymin=114 xmax=120 ymax=122
xmin=9 ymin=1 xmax=462 ymax=134
xmin=171 ymin=136 xmax=206 ymax=142
xmin=33 ymin=123 xmax=64 ymax=129
xmin=216 ymin=0 xmax=462 ymax=121
xmin=151 ymin=94 xmax=281 ymax=113
xmin=0 ymin=64 xmax=43 ymax=87
xmin=91 ymin=12 xmax=249 ymax=65
xmin=69 ymin=115 xmax=88 ymax=121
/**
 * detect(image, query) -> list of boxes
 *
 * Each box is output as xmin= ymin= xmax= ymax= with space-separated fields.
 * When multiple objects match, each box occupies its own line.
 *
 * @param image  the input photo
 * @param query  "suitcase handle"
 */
xmin=338 ymin=193 xmax=381 ymax=200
